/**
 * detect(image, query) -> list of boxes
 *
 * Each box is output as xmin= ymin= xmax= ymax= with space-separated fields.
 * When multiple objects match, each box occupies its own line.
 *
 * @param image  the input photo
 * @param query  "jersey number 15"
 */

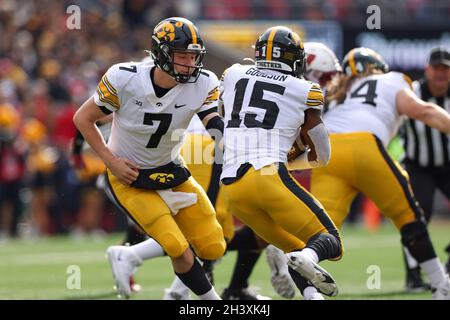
xmin=227 ymin=79 xmax=285 ymax=129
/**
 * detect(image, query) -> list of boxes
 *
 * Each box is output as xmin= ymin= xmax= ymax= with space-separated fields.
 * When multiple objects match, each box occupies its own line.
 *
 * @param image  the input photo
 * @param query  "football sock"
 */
xmin=176 ymin=258 xmax=218 ymax=298
xmin=228 ymin=249 xmax=261 ymax=290
xmin=168 ymin=276 xmax=189 ymax=294
xmin=130 ymin=238 xmax=165 ymax=260
xmin=420 ymin=258 xmax=448 ymax=288
xmin=199 ymin=287 xmax=221 ymax=300
xmin=302 ymin=247 xmax=319 ymax=264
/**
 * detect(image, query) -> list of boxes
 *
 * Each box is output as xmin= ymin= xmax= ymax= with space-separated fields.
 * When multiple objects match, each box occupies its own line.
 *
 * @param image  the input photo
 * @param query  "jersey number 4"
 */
xmin=227 ymin=79 xmax=285 ymax=129
xmin=349 ymin=79 xmax=378 ymax=107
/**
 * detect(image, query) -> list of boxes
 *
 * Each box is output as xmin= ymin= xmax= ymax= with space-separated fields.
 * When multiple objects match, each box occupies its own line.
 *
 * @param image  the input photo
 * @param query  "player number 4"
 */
xmin=350 ymin=79 xmax=378 ymax=107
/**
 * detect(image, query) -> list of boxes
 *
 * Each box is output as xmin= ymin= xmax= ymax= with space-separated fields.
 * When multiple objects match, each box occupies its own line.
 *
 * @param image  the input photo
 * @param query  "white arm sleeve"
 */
xmin=287 ymin=123 xmax=330 ymax=170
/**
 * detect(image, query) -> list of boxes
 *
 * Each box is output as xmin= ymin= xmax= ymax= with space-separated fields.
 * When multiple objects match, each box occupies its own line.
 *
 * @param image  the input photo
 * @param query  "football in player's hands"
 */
xmin=287 ymin=135 xmax=307 ymax=161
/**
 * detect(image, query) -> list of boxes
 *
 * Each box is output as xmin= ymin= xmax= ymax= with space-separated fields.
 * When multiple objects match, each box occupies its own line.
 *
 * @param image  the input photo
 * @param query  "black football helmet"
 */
xmin=150 ymin=17 xmax=206 ymax=83
xmin=254 ymin=26 xmax=306 ymax=78
xmin=342 ymin=47 xmax=389 ymax=76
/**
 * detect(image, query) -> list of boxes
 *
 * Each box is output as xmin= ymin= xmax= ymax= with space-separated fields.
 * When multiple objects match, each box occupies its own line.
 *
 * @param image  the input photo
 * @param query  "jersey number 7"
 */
xmin=143 ymin=113 xmax=172 ymax=148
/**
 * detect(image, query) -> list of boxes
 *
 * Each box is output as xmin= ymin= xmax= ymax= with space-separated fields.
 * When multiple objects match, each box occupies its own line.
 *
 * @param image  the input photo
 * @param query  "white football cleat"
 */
xmin=265 ymin=245 xmax=296 ymax=299
xmin=286 ymin=251 xmax=338 ymax=297
xmin=432 ymin=278 xmax=450 ymax=300
xmin=303 ymin=286 xmax=325 ymax=300
xmin=106 ymin=246 xmax=142 ymax=299
xmin=304 ymin=292 xmax=325 ymax=300
xmin=163 ymin=288 xmax=193 ymax=300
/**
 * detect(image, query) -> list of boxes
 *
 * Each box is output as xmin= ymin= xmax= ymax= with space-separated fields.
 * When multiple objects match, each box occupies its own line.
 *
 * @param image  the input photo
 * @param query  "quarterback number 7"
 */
xmin=143 ymin=113 xmax=172 ymax=148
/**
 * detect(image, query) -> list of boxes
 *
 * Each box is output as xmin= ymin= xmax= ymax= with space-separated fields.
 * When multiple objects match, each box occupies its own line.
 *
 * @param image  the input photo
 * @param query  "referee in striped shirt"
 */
xmin=402 ymin=48 xmax=450 ymax=292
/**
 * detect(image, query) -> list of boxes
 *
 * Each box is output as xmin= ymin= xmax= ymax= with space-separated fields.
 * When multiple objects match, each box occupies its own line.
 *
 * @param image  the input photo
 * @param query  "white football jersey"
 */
xmin=220 ymin=64 xmax=324 ymax=179
xmin=93 ymin=59 xmax=219 ymax=169
xmin=186 ymin=114 xmax=208 ymax=136
xmin=324 ymin=71 xmax=411 ymax=146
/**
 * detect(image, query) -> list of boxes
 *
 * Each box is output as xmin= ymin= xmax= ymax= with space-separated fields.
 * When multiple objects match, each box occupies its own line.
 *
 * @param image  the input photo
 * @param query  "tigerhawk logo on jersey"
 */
xmin=149 ymin=173 xmax=175 ymax=183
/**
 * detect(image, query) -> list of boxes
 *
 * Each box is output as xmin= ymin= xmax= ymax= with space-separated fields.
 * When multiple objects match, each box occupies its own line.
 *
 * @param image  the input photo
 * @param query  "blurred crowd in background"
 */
xmin=0 ymin=0 xmax=449 ymax=239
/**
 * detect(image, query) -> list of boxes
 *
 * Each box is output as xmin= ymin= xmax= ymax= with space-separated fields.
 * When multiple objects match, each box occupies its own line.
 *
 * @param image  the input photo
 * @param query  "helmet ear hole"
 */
xmin=293 ymin=58 xmax=305 ymax=78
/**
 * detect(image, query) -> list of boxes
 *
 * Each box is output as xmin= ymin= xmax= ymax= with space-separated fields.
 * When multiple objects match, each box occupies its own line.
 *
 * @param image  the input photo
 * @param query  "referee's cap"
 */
xmin=427 ymin=47 xmax=450 ymax=67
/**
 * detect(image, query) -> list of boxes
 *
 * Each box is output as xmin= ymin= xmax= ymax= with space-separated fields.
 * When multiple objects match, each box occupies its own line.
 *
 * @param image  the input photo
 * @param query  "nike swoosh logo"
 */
xmin=174 ymin=104 xmax=186 ymax=109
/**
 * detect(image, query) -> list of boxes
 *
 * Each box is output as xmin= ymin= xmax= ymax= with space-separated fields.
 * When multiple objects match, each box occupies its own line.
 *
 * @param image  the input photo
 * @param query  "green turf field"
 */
xmin=0 ymin=221 xmax=448 ymax=300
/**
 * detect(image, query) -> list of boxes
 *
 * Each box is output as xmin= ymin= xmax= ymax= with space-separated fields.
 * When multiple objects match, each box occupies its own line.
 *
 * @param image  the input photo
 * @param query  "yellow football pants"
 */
xmin=222 ymin=163 xmax=342 ymax=255
xmin=106 ymin=170 xmax=226 ymax=260
xmin=311 ymin=132 xmax=423 ymax=230
xmin=181 ymin=133 xmax=235 ymax=241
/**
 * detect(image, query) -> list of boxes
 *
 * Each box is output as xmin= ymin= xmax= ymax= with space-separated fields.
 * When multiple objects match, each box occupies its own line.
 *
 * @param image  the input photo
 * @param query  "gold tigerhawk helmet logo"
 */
xmin=155 ymin=21 xmax=176 ymax=42
xmin=149 ymin=173 xmax=175 ymax=183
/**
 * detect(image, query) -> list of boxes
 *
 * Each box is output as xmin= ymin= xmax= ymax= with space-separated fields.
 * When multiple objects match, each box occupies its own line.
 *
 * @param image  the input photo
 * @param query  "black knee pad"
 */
xmin=306 ymin=233 xmax=342 ymax=261
xmin=401 ymin=221 xmax=436 ymax=263
xmin=400 ymin=221 xmax=428 ymax=245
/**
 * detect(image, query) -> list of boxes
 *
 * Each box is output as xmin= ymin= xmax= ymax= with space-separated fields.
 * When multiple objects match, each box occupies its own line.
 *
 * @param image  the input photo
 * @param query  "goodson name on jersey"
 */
xmin=245 ymin=67 xmax=288 ymax=82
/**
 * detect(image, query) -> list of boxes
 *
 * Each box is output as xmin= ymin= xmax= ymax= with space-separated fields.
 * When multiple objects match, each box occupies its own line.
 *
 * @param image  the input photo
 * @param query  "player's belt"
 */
xmin=131 ymin=162 xmax=191 ymax=190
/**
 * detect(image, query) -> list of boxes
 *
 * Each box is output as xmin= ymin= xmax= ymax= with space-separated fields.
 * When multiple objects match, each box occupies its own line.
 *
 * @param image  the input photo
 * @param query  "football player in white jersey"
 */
xmin=102 ymin=115 xmax=287 ymax=300
xmin=310 ymin=47 xmax=450 ymax=299
xmin=73 ymin=17 xmax=227 ymax=300
xmin=220 ymin=26 xmax=343 ymax=300
xmin=285 ymin=42 xmax=343 ymax=299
